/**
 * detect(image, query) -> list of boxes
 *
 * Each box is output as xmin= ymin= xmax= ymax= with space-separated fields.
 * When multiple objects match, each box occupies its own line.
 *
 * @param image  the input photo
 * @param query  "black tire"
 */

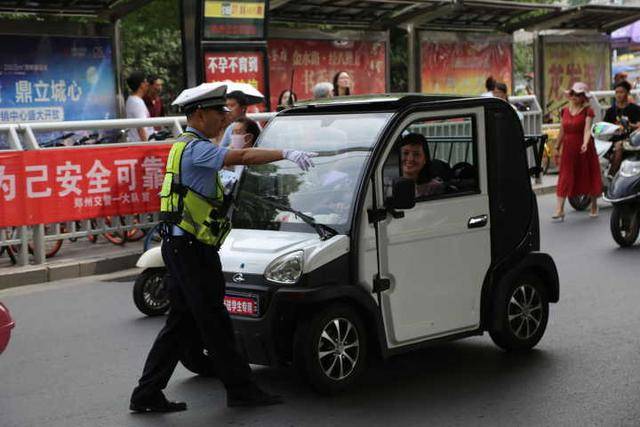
xmin=180 ymin=339 xmax=217 ymax=377
xmin=489 ymin=274 xmax=549 ymax=352
xmin=610 ymin=205 xmax=640 ymax=247
xmin=568 ymin=195 xmax=590 ymax=211
xmin=133 ymin=268 xmax=170 ymax=316
xmin=293 ymin=303 xmax=367 ymax=395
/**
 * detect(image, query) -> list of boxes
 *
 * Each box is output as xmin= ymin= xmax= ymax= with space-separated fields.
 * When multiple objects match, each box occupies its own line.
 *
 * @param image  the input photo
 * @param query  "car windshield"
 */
xmin=232 ymin=112 xmax=393 ymax=234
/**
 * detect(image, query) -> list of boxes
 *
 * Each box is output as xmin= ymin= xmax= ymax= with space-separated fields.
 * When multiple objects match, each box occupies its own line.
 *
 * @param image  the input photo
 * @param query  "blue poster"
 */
xmin=0 ymin=35 xmax=117 ymax=124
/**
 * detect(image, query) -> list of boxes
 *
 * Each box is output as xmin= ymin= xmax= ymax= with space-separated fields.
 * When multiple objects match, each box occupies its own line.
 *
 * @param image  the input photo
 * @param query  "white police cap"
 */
xmin=172 ymin=82 xmax=230 ymax=113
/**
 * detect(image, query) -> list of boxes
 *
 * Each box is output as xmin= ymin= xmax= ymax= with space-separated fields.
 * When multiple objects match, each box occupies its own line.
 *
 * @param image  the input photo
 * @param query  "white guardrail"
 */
xmin=0 ymin=98 xmax=542 ymax=267
xmin=0 ymin=113 xmax=275 ymax=267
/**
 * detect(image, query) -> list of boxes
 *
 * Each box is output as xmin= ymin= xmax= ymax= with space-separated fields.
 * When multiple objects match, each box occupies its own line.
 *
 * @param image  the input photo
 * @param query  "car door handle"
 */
xmin=468 ymin=214 xmax=488 ymax=229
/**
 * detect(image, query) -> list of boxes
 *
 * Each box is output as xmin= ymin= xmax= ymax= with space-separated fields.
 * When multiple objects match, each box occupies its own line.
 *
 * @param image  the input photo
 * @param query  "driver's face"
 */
xmin=401 ymin=144 xmax=426 ymax=178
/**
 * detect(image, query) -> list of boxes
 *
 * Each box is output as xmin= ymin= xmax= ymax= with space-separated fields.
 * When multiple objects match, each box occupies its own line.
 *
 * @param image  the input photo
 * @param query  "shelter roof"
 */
xmin=0 ymin=0 xmax=151 ymax=20
xmin=269 ymin=0 xmax=561 ymax=33
xmin=515 ymin=4 xmax=640 ymax=34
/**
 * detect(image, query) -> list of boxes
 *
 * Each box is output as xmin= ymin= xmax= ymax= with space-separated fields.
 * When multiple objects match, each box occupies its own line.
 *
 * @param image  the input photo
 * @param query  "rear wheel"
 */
xmin=568 ymin=195 xmax=590 ymax=211
xmin=133 ymin=268 xmax=170 ymax=316
xmin=489 ymin=274 xmax=549 ymax=352
xmin=294 ymin=303 xmax=367 ymax=394
xmin=610 ymin=205 xmax=640 ymax=247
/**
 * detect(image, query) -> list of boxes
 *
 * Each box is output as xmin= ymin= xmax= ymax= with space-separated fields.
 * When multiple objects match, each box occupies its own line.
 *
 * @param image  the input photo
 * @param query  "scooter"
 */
xmin=568 ymin=123 xmax=614 ymax=211
xmin=602 ymin=126 xmax=640 ymax=247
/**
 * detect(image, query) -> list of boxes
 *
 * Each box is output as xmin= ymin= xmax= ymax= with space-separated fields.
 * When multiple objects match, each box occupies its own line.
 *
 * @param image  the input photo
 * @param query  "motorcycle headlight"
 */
xmin=264 ymin=250 xmax=304 ymax=285
xmin=620 ymin=161 xmax=640 ymax=177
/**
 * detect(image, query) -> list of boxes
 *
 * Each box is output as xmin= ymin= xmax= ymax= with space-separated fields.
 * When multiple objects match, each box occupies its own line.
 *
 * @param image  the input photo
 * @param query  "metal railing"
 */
xmin=0 ymin=113 xmax=276 ymax=267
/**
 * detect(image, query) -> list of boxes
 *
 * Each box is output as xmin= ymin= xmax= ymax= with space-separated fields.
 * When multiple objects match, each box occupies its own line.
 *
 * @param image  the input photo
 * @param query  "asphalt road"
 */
xmin=1 ymin=194 xmax=640 ymax=427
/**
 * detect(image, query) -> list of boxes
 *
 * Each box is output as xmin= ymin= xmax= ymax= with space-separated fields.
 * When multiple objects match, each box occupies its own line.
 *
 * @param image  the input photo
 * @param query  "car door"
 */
xmin=374 ymin=108 xmax=490 ymax=347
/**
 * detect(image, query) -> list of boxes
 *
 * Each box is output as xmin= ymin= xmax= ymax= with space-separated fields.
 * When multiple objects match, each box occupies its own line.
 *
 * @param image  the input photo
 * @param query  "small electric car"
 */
xmin=135 ymin=94 xmax=559 ymax=393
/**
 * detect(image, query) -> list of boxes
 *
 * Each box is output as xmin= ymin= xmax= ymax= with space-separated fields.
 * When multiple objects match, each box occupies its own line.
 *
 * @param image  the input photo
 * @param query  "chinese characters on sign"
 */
xmin=204 ymin=51 xmax=266 ymax=109
xmin=0 ymin=145 xmax=170 ymax=227
xmin=203 ymin=0 xmax=266 ymax=40
xmin=268 ymin=39 xmax=387 ymax=107
xmin=0 ymin=35 xmax=117 ymax=124
xmin=543 ymin=41 xmax=610 ymax=122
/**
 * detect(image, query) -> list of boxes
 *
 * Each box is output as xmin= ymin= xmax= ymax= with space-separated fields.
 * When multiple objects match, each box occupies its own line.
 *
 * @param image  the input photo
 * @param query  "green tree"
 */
xmin=120 ymin=0 xmax=184 ymax=111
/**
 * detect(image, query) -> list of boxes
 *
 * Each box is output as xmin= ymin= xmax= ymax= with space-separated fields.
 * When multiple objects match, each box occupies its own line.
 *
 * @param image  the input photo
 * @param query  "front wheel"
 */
xmin=568 ymin=195 xmax=590 ymax=211
xmin=133 ymin=268 xmax=170 ymax=316
xmin=293 ymin=303 xmax=367 ymax=395
xmin=610 ymin=205 xmax=640 ymax=247
xmin=489 ymin=274 xmax=549 ymax=352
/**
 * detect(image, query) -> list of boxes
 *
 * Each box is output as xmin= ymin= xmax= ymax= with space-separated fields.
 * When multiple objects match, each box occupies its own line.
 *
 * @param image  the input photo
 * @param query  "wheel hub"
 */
xmin=507 ymin=284 xmax=543 ymax=340
xmin=317 ymin=317 xmax=359 ymax=381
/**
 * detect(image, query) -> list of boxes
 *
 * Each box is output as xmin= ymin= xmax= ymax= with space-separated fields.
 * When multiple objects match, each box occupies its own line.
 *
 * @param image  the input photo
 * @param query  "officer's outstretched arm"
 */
xmin=223 ymin=148 xmax=284 ymax=167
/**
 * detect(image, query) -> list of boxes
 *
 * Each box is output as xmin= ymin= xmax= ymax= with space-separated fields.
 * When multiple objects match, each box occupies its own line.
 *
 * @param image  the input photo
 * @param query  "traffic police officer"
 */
xmin=130 ymin=83 xmax=316 ymax=413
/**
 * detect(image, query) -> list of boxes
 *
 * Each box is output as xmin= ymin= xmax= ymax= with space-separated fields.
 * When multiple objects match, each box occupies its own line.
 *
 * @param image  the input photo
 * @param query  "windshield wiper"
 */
xmin=246 ymin=193 xmax=339 ymax=240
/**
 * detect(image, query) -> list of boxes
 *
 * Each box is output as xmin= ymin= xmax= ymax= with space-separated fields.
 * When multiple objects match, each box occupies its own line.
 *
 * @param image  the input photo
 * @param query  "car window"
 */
xmin=383 ymin=115 xmax=479 ymax=202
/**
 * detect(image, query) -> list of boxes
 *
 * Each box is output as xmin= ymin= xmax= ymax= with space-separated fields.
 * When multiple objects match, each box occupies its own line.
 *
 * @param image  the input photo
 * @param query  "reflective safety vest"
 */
xmin=159 ymin=131 xmax=232 ymax=247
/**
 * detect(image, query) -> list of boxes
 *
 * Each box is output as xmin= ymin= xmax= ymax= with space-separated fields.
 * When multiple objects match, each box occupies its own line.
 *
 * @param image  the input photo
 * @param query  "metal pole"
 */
xmin=32 ymin=224 xmax=45 ymax=265
xmin=406 ymin=24 xmax=417 ymax=93
xmin=17 ymin=226 xmax=29 ymax=267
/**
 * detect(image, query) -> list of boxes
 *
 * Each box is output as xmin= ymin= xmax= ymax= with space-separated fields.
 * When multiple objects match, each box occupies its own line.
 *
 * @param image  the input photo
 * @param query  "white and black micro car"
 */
xmin=134 ymin=94 xmax=559 ymax=394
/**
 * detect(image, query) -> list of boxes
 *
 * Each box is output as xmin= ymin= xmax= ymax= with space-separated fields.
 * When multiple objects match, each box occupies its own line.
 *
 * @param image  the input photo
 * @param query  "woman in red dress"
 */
xmin=553 ymin=82 xmax=602 ymax=220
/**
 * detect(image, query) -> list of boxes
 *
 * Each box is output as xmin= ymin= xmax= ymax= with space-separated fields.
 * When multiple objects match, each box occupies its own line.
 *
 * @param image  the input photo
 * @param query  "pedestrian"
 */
xmin=332 ymin=71 xmax=352 ymax=96
xmin=276 ymin=89 xmax=297 ymax=111
xmin=144 ymin=75 xmax=165 ymax=118
xmin=481 ymin=76 xmax=496 ymax=97
xmin=553 ymin=82 xmax=602 ymax=220
xmin=129 ymin=83 xmax=317 ymax=413
xmin=312 ymin=82 xmax=333 ymax=99
xmin=603 ymin=80 xmax=640 ymax=177
xmin=219 ymin=90 xmax=249 ymax=147
xmin=125 ymin=71 xmax=153 ymax=142
xmin=493 ymin=82 xmax=523 ymax=121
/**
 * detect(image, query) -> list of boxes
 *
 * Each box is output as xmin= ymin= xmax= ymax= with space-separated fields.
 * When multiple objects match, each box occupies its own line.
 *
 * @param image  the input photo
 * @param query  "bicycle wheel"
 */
xmin=8 ymin=225 xmax=63 ymax=259
xmin=126 ymin=215 xmax=145 ymax=242
xmin=102 ymin=217 xmax=126 ymax=245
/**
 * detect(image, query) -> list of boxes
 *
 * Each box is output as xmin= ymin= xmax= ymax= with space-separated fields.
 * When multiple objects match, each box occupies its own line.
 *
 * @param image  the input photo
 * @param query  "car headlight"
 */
xmin=264 ymin=250 xmax=304 ymax=285
xmin=620 ymin=161 xmax=640 ymax=177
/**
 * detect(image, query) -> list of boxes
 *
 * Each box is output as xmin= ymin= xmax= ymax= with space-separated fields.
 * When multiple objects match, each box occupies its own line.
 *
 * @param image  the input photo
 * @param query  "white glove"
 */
xmin=282 ymin=150 xmax=318 ymax=171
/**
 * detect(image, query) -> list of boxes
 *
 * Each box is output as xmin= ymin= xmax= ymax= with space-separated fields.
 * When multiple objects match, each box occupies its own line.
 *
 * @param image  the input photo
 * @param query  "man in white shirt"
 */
xmin=481 ymin=76 xmax=496 ymax=97
xmin=125 ymin=71 xmax=154 ymax=141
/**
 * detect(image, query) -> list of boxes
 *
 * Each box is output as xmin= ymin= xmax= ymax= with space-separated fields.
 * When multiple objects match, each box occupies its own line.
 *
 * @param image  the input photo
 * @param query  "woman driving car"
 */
xmin=400 ymin=133 xmax=445 ymax=198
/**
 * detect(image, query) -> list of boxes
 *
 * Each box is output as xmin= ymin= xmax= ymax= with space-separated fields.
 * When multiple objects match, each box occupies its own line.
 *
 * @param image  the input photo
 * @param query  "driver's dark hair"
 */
xmin=614 ymin=80 xmax=632 ymax=93
xmin=332 ymin=70 xmax=351 ymax=96
xmin=226 ymin=90 xmax=249 ymax=107
xmin=400 ymin=132 xmax=431 ymax=183
xmin=234 ymin=116 xmax=260 ymax=146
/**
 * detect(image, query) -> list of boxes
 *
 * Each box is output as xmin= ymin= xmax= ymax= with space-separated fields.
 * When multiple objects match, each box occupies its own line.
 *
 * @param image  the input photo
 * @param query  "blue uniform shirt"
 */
xmin=180 ymin=126 xmax=228 ymax=199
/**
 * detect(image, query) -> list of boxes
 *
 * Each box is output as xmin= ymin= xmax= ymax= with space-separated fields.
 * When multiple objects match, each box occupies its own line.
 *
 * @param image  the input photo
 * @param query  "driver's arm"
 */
xmin=223 ymin=148 xmax=284 ymax=167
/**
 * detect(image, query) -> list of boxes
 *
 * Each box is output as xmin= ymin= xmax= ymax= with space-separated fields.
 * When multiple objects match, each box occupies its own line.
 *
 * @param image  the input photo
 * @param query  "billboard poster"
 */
xmin=203 ymin=0 xmax=266 ymax=40
xmin=0 ymin=35 xmax=117 ymax=124
xmin=203 ymin=50 xmax=266 ymax=110
xmin=0 ymin=144 xmax=170 ymax=227
xmin=268 ymin=39 xmax=386 ymax=108
xmin=542 ymin=40 xmax=611 ymax=123
xmin=420 ymin=31 xmax=512 ymax=96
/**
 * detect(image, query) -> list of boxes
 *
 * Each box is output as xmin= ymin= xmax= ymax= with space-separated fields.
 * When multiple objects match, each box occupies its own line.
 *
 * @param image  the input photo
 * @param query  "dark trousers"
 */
xmin=131 ymin=235 xmax=252 ymax=403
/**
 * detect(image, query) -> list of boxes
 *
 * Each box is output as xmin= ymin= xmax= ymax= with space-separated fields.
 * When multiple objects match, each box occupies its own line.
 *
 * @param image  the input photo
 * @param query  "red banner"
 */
xmin=268 ymin=39 xmax=386 ymax=108
xmin=0 ymin=144 xmax=170 ymax=227
xmin=420 ymin=32 xmax=512 ymax=96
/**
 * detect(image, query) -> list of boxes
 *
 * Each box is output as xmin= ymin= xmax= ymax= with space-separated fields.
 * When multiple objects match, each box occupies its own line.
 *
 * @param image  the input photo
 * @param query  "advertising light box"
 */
xmin=0 ymin=35 xmax=117 ymax=124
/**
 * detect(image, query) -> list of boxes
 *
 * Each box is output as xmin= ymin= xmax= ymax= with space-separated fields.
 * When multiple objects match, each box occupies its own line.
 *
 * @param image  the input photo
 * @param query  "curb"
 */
xmin=0 ymin=249 xmax=142 ymax=290
xmin=533 ymin=184 xmax=557 ymax=196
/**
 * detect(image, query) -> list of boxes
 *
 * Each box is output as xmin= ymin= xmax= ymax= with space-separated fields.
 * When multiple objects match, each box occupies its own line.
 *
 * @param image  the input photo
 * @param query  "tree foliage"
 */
xmin=120 ymin=0 xmax=184 ymax=108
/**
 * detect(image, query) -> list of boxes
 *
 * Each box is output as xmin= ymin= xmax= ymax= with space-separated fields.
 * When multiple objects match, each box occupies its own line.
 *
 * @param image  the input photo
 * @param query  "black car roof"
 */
xmin=278 ymin=93 xmax=503 ymax=115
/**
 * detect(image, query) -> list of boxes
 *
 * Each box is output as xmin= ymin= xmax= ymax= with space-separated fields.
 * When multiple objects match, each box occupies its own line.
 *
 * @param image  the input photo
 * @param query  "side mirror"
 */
xmin=388 ymin=177 xmax=415 ymax=210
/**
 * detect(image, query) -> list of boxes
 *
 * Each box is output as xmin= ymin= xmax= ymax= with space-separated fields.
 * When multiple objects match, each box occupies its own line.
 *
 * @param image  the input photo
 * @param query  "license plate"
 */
xmin=224 ymin=294 xmax=259 ymax=317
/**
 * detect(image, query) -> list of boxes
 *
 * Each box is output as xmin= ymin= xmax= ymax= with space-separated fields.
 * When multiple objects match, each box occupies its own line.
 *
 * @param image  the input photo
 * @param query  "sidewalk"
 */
xmin=532 ymin=173 xmax=558 ymax=196
xmin=0 ymin=237 xmax=145 ymax=289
